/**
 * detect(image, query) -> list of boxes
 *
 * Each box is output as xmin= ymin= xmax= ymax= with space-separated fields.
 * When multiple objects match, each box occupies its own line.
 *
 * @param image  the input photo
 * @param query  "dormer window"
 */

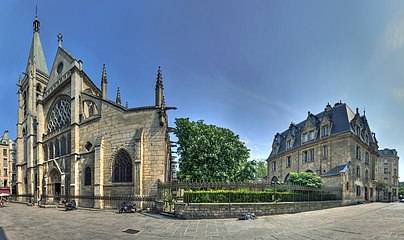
xmin=356 ymin=126 xmax=361 ymax=136
xmin=286 ymin=140 xmax=292 ymax=150
xmin=309 ymin=130 xmax=315 ymax=141
xmin=303 ymin=133 xmax=308 ymax=143
xmin=321 ymin=125 xmax=329 ymax=138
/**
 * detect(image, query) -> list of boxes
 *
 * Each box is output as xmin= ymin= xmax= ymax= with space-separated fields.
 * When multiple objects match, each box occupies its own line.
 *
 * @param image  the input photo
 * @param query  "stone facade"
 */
xmin=174 ymin=201 xmax=343 ymax=219
xmin=377 ymin=149 xmax=399 ymax=201
xmin=16 ymin=17 xmax=174 ymax=208
xmin=267 ymin=102 xmax=398 ymax=203
xmin=0 ymin=131 xmax=16 ymax=193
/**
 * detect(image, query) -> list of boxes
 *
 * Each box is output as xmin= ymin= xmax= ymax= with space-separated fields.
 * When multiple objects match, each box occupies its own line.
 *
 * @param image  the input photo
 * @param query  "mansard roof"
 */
xmin=378 ymin=148 xmax=398 ymax=157
xmin=269 ymin=102 xmax=377 ymax=157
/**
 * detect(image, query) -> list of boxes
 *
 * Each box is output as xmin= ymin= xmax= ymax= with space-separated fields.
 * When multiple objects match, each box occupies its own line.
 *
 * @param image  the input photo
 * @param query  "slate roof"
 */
xmin=378 ymin=148 xmax=398 ymax=157
xmin=269 ymin=102 xmax=377 ymax=158
xmin=322 ymin=163 xmax=350 ymax=177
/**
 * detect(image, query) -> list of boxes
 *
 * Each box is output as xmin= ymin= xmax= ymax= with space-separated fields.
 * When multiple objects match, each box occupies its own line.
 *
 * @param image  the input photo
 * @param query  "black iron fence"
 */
xmin=11 ymin=194 xmax=156 ymax=210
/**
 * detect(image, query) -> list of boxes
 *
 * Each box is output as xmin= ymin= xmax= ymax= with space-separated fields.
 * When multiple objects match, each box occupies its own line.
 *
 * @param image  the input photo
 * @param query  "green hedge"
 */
xmin=183 ymin=190 xmax=337 ymax=203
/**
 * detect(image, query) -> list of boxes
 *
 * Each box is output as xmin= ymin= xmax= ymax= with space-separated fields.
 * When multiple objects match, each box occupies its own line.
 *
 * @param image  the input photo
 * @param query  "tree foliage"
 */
xmin=287 ymin=172 xmax=323 ymax=188
xmin=253 ymin=159 xmax=268 ymax=179
xmin=174 ymin=118 xmax=252 ymax=182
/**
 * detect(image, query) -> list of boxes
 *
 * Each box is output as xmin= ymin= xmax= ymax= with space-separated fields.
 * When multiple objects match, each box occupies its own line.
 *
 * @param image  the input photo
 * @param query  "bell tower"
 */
xmin=16 ymin=13 xmax=49 ymax=201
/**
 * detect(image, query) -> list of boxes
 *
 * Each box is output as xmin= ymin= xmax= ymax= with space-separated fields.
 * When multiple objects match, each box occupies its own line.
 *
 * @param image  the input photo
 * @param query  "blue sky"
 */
xmin=1 ymin=1 xmax=404 ymax=178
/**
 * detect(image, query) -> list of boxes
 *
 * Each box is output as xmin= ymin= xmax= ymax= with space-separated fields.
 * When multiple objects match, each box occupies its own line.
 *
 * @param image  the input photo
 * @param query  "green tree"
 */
xmin=174 ymin=118 xmax=253 ymax=182
xmin=287 ymin=172 xmax=323 ymax=188
xmin=253 ymin=159 xmax=268 ymax=179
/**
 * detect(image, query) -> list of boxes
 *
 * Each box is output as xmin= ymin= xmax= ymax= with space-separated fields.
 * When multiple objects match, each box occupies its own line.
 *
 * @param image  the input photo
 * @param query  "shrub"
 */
xmin=183 ymin=190 xmax=336 ymax=203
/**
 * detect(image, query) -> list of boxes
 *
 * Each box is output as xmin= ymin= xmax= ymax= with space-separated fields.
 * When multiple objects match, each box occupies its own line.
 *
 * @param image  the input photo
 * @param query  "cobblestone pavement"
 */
xmin=1 ymin=202 xmax=404 ymax=239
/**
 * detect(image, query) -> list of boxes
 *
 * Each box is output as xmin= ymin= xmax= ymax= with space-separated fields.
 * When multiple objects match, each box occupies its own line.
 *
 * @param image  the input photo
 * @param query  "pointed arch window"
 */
xmin=112 ymin=150 xmax=132 ymax=182
xmin=46 ymin=98 xmax=71 ymax=133
xmin=49 ymin=142 xmax=54 ymax=159
xmin=84 ymin=166 xmax=92 ymax=186
xmin=43 ymin=144 xmax=48 ymax=161
xmin=60 ymin=136 xmax=66 ymax=156
xmin=55 ymin=139 xmax=60 ymax=158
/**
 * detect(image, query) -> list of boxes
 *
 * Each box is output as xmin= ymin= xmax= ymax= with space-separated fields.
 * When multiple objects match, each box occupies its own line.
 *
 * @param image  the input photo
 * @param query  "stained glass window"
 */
xmin=84 ymin=167 xmax=91 ymax=186
xmin=47 ymin=98 xmax=71 ymax=133
xmin=112 ymin=150 xmax=132 ymax=182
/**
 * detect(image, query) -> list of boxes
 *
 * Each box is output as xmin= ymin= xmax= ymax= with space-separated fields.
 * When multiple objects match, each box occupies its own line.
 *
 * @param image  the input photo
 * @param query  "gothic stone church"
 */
xmin=17 ymin=17 xmax=173 ymax=208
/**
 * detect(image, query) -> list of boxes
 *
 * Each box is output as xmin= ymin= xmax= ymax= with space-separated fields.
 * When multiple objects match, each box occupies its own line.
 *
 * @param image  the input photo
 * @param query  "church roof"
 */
xmin=26 ymin=17 xmax=48 ymax=75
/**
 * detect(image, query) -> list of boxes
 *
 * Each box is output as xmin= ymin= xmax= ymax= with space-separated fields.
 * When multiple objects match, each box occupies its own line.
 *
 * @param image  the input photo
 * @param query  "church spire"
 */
xmin=26 ymin=12 xmax=48 ymax=75
xmin=155 ymin=66 xmax=164 ymax=107
xmin=101 ymin=64 xmax=108 ymax=100
xmin=116 ymin=87 xmax=121 ymax=105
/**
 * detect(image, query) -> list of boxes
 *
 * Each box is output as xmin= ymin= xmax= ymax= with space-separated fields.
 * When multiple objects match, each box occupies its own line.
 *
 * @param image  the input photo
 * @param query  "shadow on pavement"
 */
xmin=0 ymin=227 xmax=9 ymax=240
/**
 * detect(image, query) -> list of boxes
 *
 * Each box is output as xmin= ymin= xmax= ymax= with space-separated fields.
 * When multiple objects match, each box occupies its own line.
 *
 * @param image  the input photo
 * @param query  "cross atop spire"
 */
xmin=57 ymin=33 xmax=63 ymax=47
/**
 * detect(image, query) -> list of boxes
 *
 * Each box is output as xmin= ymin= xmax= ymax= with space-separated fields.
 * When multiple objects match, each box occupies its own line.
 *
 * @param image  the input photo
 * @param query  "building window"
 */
xmin=271 ymin=176 xmax=278 ymax=184
xmin=3 ymin=149 xmax=7 ymax=156
xmin=303 ymin=149 xmax=314 ymax=162
xmin=286 ymin=140 xmax=291 ymax=150
xmin=112 ymin=150 xmax=132 ymax=182
xmin=303 ymin=133 xmax=308 ymax=143
xmin=84 ymin=167 xmax=91 ymax=186
xmin=356 ymin=185 xmax=361 ymax=196
xmin=384 ymin=168 xmax=388 ymax=174
xmin=61 ymin=136 xmax=66 ymax=156
xmin=356 ymin=146 xmax=361 ymax=160
xmin=384 ymin=159 xmax=388 ymax=165
xmin=3 ymin=158 xmax=7 ymax=167
xmin=365 ymin=152 xmax=369 ymax=165
xmin=272 ymin=161 xmax=277 ymax=171
xmin=356 ymin=166 xmax=360 ymax=177
xmin=46 ymin=98 xmax=71 ymax=133
xmin=85 ymin=142 xmax=93 ymax=152
xmin=322 ymin=145 xmax=328 ymax=159
xmin=321 ymin=125 xmax=329 ymax=137
xmin=356 ymin=126 xmax=361 ymax=136
xmin=309 ymin=130 xmax=315 ymax=141
xmin=286 ymin=156 xmax=291 ymax=168
xmin=49 ymin=142 xmax=54 ymax=159
xmin=55 ymin=139 xmax=60 ymax=158
xmin=346 ymin=182 xmax=349 ymax=191
xmin=3 ymin=169 xmax=7 ymax=177
xmin=365 ymin=169 xmax=369 ymax=181
xmin=394 ymin=169 xmax=397 ymax=176
xmin=43 ymin=144 xmax=48 ymax=161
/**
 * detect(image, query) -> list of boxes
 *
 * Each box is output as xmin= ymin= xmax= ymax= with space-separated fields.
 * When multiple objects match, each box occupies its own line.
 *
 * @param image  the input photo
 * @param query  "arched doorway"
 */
xmin=48 ymin=169 xmax=61 ymax=201
xmin=271 ymin=176 xmax=279 ymax=184
xmin=284 ymin=173 xmax=290 ymax=183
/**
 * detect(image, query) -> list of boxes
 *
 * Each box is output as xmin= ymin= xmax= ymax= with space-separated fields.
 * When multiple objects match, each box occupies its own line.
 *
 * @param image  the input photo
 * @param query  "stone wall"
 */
xmin=174 ymin=201 xmax=343 ymax=219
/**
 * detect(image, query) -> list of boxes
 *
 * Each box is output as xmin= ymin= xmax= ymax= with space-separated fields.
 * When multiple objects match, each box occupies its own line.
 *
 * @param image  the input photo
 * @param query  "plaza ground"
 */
xmin=1 ymin=202 xmax=404 ymax=239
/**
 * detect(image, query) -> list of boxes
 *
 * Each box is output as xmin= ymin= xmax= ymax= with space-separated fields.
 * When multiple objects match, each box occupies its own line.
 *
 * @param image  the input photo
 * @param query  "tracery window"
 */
xmin=47 ymin=98 xmax=71 ymax=133
xmin=84 ymin=166 xmax=91 ymax=186
xmin=112 ymin=150 xmax=132 ymax=182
